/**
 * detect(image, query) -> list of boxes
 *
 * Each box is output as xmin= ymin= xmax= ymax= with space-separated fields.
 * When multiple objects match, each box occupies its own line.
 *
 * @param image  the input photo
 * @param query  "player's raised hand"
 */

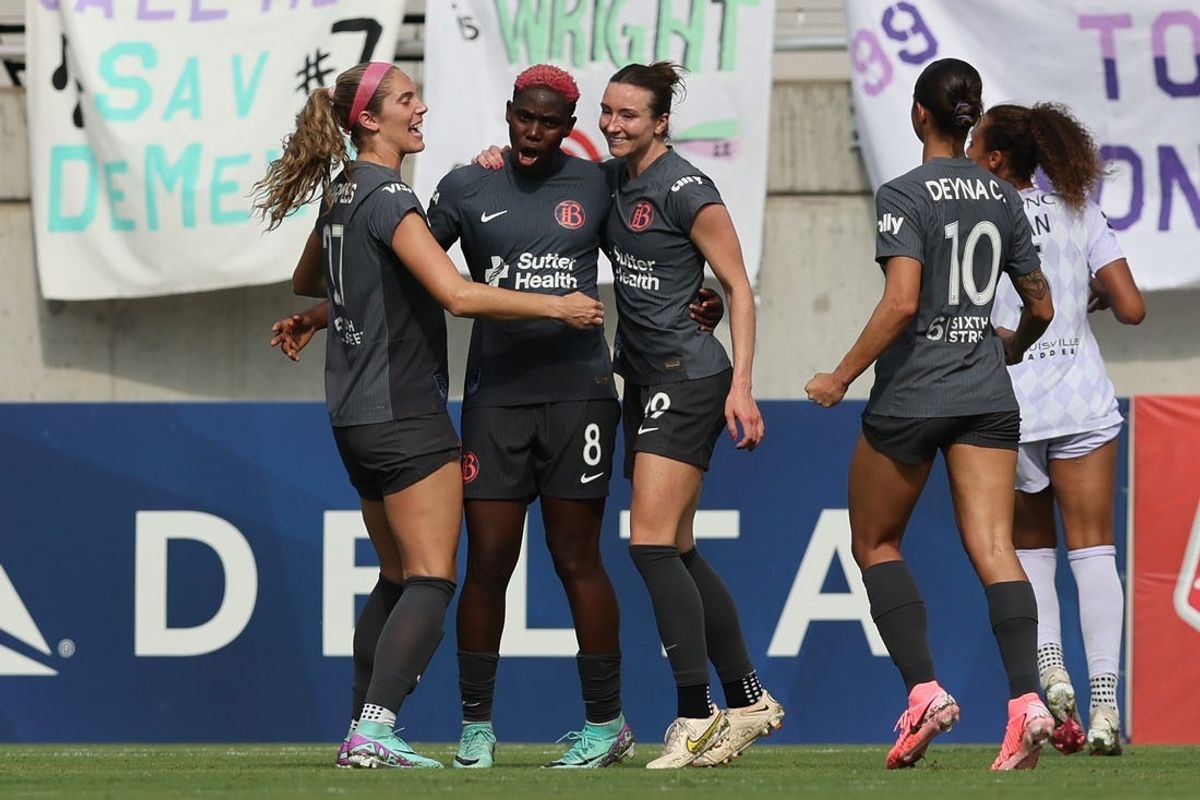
xmin=689 ymin=287 xmax=725 ymax=332
xmin=556 ymin=292 xmax=605 ymax=330
xmin=725 ymin=385 xmax=764 ymax=450
xmin=474 ymin=144 xmax=509 ymax=170
xmin=805 ymin=372 xmax=847 ymax=408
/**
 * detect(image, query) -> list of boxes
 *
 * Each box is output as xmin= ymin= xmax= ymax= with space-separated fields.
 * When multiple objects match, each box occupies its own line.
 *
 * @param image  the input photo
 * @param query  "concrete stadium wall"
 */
xmin=1 ymin=83 xmax=1196 ymax=402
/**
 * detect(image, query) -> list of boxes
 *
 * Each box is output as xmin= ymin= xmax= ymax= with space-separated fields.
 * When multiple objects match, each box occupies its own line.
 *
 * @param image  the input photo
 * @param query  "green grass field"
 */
xmin=2 ymin=743 xmax=1197 ymax=799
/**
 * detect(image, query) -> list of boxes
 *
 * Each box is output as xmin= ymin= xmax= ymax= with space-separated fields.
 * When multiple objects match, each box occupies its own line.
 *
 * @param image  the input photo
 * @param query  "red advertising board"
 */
xmin=1131 ymin=396 xmax=1200 ymax=743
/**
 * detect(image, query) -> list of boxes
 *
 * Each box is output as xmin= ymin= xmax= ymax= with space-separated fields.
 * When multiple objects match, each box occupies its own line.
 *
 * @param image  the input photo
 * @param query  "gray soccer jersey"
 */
xmin=318 ymin=161 xmax=449 ymax=426
xmin=603 ymin=149 xmax=732 ymax=385
xmin=868 ymin=158 xmax=1041 ymax=418
xmin=427 ymin=152 xmax=616 ymax=408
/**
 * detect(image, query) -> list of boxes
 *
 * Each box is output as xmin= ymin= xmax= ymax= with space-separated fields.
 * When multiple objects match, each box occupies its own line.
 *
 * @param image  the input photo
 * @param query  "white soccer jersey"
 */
xmin=991 ymin=188 xmax=1125 ymax=442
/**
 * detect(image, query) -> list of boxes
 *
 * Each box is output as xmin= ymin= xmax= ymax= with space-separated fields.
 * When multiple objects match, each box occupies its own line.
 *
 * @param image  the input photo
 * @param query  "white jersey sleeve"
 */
xmin=1084 ymin=201 xmax=1124 ymax=274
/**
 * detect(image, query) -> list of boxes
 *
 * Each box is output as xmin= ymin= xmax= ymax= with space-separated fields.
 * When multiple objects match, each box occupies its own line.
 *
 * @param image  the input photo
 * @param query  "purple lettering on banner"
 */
xmin=137 ymin=0 xmax=173 ymax=21
xmin=1158 ymin=145 xmax=1200 ymax=232
xmin=74 ymin=0 xmax=114 ymax=17
xmin=1079 ymin=13 xmax=1133 ymax=100
xmin=190 ymin=0 xmax=228 ymax=22
xmin=313 ymin=0 xmax=337 ymax=6
xmin=39 ymin=0 xmax=60 ymax=10
xmin=881 ymin=2 xmax=938 ymax=66
xmin=1097 ymin=145 xmax=1143 ymax=230
xmin=1152 ymin=11 xmax=1200 ymax=98
xmin=851 ymin=29 xmax=893 ymax=97
xmin=261 ymin=0 xmax=302 ymax=11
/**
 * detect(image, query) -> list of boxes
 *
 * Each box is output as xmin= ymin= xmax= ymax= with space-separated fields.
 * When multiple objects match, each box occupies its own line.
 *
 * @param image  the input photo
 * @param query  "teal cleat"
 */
xmin=453 ymin=721 xmax=497 ymax=769
xmin=545 ymin=715 xmax=636 ymax=768
xmin=346 ymin=721 xmax=443 ymax=769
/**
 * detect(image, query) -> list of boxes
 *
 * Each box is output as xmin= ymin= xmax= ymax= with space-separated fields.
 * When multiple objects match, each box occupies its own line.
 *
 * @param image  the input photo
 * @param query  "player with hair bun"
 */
xmin=972 ymin=101 xmax=1144 ymax=757
xmin=807 ymin=57 xmax=1058 ymax=771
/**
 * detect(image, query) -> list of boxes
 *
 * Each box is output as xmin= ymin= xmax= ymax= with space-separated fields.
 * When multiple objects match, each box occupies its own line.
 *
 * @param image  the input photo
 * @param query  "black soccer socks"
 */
xmin=363 ymin=576 xmax=455 ymax=713
xmin=351 ymin=574 xmax=404 ymax=720
xmin=986 ymin=580 xmax=1041 ymax=699
xmin=680 ymin=547 xmax=759 ymax=707
xmin=862 ymin=560 xmax=937 ymax=692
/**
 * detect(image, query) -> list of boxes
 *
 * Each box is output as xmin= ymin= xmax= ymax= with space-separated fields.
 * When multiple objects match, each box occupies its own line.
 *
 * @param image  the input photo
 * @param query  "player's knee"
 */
xmin=549 ymin=547 xmax=603 ymax=584
xmin=464 ymin=558 xmax=517 ymax=594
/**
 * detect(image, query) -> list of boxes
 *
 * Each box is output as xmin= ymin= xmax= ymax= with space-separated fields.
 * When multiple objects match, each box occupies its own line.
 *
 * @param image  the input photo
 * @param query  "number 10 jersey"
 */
xmin=868 ymin=157 xmax=1041 ymax=418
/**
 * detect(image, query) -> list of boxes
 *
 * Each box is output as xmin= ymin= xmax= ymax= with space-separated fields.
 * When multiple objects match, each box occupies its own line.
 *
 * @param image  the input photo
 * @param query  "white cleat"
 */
xmin=645 ymin=709 xmax=729 ymax=770
xmin=692 ymin=691 xmax=784 ymax=767
xmin=1087 ymin=706 xmax=1123 ymax=756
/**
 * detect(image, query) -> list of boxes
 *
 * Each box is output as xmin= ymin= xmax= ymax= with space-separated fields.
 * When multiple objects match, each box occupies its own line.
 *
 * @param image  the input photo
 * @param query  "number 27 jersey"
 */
xmin=868 ymin=158 xmax=1041 ymax=418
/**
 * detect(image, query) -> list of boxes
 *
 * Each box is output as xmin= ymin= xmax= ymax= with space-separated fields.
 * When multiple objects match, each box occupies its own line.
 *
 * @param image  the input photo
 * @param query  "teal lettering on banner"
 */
xmin=656 ymin=0 xmax=705 ymax=72
xmin=96 ymin=42 xmax=157 ymax=122
xmin=48 ymin=145 xmax=99 ymax=232
xmin=718 ymin=0 xmax=758 ymax=71
xmin=163 ymin=57 xmax=202 ymax=121
xmin=211 ymin=153 xmax=251 ymax=224
xmin=145 ymin=143 xmax=202 ymax=230
xmin=102 ymin=160 xmax=135 ymax=231
xmin=233 ymin=52 xmax=270 ymax=118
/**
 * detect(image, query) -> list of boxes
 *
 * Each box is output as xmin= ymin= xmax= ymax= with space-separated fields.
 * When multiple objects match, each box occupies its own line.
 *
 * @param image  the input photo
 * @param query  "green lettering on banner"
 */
xmin=604 ymin=0 xmax=647 ymax=65
xmin=655 ymin=0 xmax=705 ymax=72
xmin=550 ymin=0 xmax=588 ymax=66
xmin=233 ymin=52 xmax=270 ymax=119
xmin=95 ymin=42 xmax=156 ymax=122
xmin=163 ymin=57 xmax=202 ymax=120
xmin=718 ymin=0 xmax=759 ymax=72
xmin=145 ymin=143 xmax=202 ymax=230
xmin=102 ymin=160 xmax=135 ymax=231
xmin=495 ymin=0 xmax=550 ymax=64
xmin=590 ymin=0 xmax=612 ymax=63
xmin=211 ymin=153 xmax=251 ymax=225
xmin=48 ymin=145 xmax=99 ymax=232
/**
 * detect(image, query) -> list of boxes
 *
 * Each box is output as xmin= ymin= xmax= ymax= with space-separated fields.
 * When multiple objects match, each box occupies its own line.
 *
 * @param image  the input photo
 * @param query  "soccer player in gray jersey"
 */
xmin=255 ymin=62 xmax=603 ymax=769
xmin=426 ymin=65 xmax=633 ymax=770
xmin=599 ymin=62 xmax=782 ymax=770
xmin=806 ymin=58 xmax=1057 ymax=771
xmin=972 ymin=102 xmax=1144 ymax=756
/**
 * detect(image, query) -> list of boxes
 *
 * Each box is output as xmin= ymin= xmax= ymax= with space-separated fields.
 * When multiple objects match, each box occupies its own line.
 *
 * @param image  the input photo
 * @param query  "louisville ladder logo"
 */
xmin=0 ymin=565 xmax=57 ymax=676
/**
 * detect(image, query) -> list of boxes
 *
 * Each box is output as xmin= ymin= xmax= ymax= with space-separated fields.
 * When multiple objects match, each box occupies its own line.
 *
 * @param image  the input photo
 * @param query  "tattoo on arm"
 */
xmin=1014 ymin=268 xmax=1049 ymax=301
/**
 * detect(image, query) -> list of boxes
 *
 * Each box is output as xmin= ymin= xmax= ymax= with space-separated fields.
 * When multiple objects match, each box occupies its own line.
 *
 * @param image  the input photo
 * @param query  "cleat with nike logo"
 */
xmin=885 ymin=680 xmax=960 ymax=769
xmin=544 ymin=715 xmax=635 ymax=768
xmin=1041 ymin=667 xmax=1085 ymax=754
xmin=692 ymin=691 xmax=784 ymax=766
xmin=991 ymin=693 xmax=1055 ymax=771
xmin=1086 ymin=705 xmax=1123 ymax=756
xmin=646 ymin=709 xmax=728 ymax=769
xmin=347 ymin=721 xmax=443 ymax=769
xmin=452 ymin=721 xmax=496 ymax=769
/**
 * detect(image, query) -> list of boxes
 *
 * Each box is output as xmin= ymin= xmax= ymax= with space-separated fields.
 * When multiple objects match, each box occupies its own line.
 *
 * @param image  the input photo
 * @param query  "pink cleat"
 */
xmin=885 ymin=680 xmax=960 ymax=769
xmin=991 ymin=692 xmax=1055 ymax=771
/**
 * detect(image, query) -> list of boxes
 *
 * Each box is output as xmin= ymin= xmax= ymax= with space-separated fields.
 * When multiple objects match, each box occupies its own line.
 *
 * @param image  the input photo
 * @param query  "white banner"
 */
xmin=26 ymin=0 xmax=405 ymax=300
xmin=414 ymin=0 xmax=776 ymax=284
xmin=845 ymin=0 xmax=1200 ymax=291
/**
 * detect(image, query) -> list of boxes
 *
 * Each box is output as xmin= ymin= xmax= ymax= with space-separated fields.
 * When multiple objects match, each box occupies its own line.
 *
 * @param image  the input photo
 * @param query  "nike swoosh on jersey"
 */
xmin=636 ymin=425 xmax=659 ymax=435
xmin=480 ymin=210 xmax=508 ymax=222
xmin=686 ymin=716 xmax=723 ymax=754
xmin=579 ymin=472 xmax=605 ymax=484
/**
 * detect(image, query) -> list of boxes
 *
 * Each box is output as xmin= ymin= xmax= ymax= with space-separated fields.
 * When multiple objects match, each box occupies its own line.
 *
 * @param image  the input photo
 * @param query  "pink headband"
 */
xmin=345 ymin=62 xmax=394 ymax=133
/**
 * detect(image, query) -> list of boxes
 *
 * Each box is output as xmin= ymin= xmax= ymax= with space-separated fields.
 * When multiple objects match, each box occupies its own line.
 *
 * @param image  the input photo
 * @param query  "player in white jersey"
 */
xmin=971 ymin=102 xmax=1145 ymax=756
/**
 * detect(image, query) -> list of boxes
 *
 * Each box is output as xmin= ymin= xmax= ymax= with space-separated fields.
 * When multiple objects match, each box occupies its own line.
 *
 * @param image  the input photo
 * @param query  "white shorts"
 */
xmin=1015 ymin=421 xmax=1123 ymax=494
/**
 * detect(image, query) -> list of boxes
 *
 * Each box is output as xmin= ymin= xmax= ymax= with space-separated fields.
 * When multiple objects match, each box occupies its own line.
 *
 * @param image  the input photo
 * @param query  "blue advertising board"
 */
xmin=0 ymin=401 xmax=1127 ymax=744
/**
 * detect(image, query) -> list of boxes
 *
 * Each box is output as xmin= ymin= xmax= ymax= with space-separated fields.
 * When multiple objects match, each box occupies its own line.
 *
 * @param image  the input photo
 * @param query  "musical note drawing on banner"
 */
xmin=49 ymin=34 xmax=84 ymax=128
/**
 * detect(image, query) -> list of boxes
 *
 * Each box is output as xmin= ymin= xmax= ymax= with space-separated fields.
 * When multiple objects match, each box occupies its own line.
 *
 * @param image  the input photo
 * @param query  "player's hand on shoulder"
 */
xmin=474 ymin=144 xmax=509 ymax=170
xmin=725 ymin=385 xmax=764 ymax=451
xmin=993 ymin=326 xmax=1024 ymax=365
xmin=556 ymin=292 xmax=605 ymax=330
xmin=805 ymin=372 xmax=847 ymax=408
xmin=690 ymin=287 xmax=725 ymax=332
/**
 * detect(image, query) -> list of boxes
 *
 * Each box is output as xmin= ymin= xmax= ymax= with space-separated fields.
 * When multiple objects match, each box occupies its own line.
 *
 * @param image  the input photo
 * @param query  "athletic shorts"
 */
xmin=861 ymin=410 xmax=1020 ymax=465
xmin=460 ymin=399 xmax=620 ymax=501
xmin=1016 ymin=421 xmax=1123 ymax=494
xmin=331 ymin=411 xmax=461 ymax=501
xmin=622 ymin=369 xmax=732 ymax=479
